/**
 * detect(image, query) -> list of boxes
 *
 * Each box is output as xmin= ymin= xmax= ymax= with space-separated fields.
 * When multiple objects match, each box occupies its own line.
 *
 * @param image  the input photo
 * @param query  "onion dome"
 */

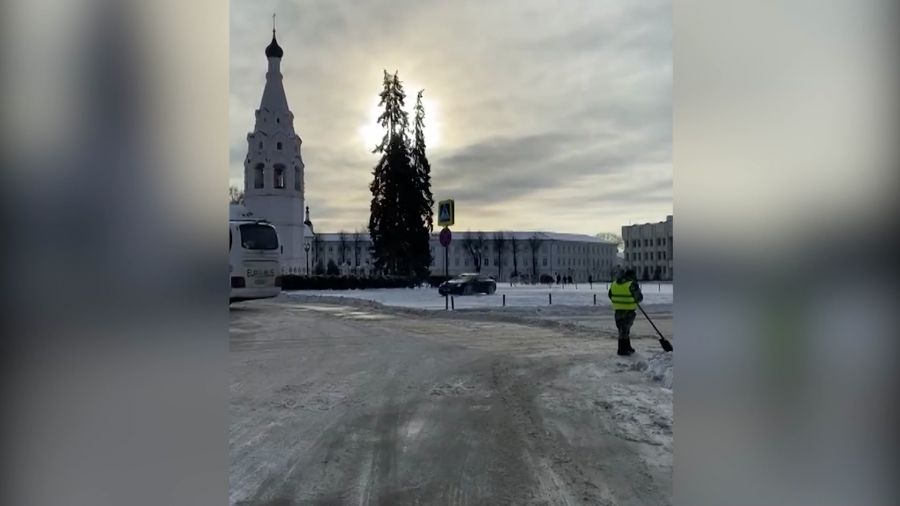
xmin=265 ymin=30 xmax=283 ymax=58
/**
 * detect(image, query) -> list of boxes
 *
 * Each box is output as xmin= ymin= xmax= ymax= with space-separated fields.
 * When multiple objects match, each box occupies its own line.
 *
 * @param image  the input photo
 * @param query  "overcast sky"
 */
xmin=230 ymin=0 xmax=671 ymax=235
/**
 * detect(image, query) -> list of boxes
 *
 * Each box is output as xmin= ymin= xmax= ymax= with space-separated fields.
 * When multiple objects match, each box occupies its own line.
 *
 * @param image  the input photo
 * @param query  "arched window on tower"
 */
xmin=274 ymin=165 xmax=285 ymax=189
xmin=277 ymin=142 xmax=283 ymax=150
xmin=254 ymin=163 xmax=264 ymax=189
xmin=294 ymin=167 xmax=301 ymax=191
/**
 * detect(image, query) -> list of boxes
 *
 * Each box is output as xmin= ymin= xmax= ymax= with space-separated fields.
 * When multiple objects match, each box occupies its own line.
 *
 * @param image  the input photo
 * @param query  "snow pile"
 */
xmin=624 ymin=351 xmax=673 ymax=389
xmin=642 ymin=351 xmax=674 ymax=389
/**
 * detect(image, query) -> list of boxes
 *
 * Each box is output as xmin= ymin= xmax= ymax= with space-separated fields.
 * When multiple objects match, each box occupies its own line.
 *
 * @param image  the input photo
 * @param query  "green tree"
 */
xmin=411 ymin=90 xmax=434 ymax=233
xmin=368 ymin=70 xmax=432 ymax=277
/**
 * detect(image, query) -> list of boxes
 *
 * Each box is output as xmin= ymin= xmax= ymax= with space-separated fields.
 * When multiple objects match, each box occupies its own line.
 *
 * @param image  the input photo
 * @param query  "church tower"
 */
xmin=243 ymin=24 xmax=306 ymax=274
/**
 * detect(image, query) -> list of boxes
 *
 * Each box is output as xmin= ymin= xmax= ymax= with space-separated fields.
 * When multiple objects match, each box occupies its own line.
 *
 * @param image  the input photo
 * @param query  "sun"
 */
xmin=358 ymin=85 xmax=441 ymax=151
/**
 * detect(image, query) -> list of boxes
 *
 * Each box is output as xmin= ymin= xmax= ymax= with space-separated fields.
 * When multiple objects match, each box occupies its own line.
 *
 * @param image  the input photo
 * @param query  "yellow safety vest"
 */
xmin=609 ymin=280 xmax=637 ymax=310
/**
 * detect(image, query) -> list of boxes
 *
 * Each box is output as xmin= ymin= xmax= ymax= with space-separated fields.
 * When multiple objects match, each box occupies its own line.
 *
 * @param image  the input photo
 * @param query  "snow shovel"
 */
xmin=638 ymin=304 xmax=673 ymax=352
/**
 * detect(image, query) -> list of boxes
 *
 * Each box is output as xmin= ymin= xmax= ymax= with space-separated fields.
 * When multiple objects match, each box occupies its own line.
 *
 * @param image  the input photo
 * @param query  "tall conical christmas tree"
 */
xmin=412 ymin=90 xmax=435 ymax=233
xmin=409 ymin=89 xmax=434 ymax=274
xmin=368 ymin=71 xmax=432 ymax=277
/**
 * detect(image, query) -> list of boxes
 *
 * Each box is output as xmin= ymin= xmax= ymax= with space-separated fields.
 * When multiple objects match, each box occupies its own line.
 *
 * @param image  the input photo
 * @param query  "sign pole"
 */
xmin=437 ymin=199 xmax=455 ymax=312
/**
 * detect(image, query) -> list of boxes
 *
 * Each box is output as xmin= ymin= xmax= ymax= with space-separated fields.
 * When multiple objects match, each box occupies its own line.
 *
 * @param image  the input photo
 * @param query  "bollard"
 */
xmin=451 ymin=296 xmax=455 ymax=310
xmin=549 ymin=292 xmax=552 ymax=305
xmin=593 ymin=293 xmax=597 ymax=305
xmin=445 ymin=294 xmax=449 ymax=310
xmin=502 ymin=294 xmax=506 ymax=307
xmin=658 ymin=282 xmax=661 ymax=292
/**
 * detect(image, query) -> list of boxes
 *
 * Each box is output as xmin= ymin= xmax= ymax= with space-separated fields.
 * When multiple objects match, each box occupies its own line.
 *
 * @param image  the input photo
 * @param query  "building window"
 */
xmin=277 ymin=142 xmax=283 ymax=150
xmin=542 ymin=257 xmax=547 ymax=266
xmin=274 ymin=165 xmax=285 ymax=189
xmin=258 ymin=141 xmax=263 ymax=150
xmin=294 ymin=167 xmax=301 ymax=191
xmin=254 ymin=164 xmax=264 ymax=188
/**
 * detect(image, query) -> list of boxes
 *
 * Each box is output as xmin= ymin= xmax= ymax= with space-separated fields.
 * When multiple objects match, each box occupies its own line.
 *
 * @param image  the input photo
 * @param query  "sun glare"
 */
xmin=358 ymin=84 xmax=441 ymax=151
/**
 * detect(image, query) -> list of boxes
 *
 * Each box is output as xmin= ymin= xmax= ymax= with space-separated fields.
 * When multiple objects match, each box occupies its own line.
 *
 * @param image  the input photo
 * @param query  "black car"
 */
xmin=438 ymin=273 xmax=497 ymax=296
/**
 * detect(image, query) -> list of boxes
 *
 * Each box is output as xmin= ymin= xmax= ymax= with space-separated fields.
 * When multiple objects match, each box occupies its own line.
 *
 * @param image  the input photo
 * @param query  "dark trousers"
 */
xmin=614 ymin=310 xmax=636 ymax=338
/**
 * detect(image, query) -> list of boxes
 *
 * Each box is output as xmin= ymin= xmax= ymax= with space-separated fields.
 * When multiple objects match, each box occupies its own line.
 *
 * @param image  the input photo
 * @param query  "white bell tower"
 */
xmin=243 ymin=22 xmax=306 ymax=274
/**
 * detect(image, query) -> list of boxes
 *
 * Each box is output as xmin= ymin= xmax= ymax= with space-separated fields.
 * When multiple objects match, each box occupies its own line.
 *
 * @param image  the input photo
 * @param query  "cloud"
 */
xmin=230 ymin=0 xmax=671 ymax=234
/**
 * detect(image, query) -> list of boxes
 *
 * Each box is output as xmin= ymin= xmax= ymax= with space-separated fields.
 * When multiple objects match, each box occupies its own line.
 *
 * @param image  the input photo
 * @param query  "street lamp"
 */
xmin=304 ymin=243 xmax=310 ymax=275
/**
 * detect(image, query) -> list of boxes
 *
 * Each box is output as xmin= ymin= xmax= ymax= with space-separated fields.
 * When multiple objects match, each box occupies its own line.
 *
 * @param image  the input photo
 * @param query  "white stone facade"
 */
xmin=242 ymin=30 xmax=307 ymax=275
xmin=622 ymin=215 xmax=673 ymax=280
xmin=304 ymin=231 xmax=618 ymax=282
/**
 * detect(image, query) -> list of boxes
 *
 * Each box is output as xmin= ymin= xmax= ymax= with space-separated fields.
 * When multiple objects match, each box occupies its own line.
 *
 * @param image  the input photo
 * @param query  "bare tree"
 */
xmin=338 ymin=230 xmax=348 ymax=267
xmin=493 ymin=232 xmax=507 ymax=281
xmin=509 ymin=234 xmax=520 ymax=282
xmin=475 ymin=232 xmax=486 ymax=273
xmin=352 ymin=229 xmax=364 ymax=274
xmin=528 ymin=234 xmax=543 ymax=282
xmin=229 ymin=186 xmax=244 ymax=204
xmin=311 ymin=233 xmax=322 ymax=266
xmin=595 ymin=232 xmax=624 ymax=250
xmin=461 ymin=231 xmax=484 ymax=272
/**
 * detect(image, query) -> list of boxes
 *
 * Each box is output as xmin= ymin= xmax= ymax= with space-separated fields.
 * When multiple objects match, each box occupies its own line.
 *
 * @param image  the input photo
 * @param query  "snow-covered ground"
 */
xmin=284 ymin=282 xmax=673 ymax=310
xmin=231 ymin=299 xmax=673 ymax=504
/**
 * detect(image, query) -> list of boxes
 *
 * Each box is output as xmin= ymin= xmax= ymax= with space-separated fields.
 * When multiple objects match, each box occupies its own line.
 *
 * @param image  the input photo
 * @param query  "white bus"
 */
xmin=230 ymin=205 xmax=281 ymax=303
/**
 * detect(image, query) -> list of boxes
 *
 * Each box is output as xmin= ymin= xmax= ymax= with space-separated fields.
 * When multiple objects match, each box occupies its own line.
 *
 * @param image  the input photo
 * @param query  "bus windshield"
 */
xmin=239 ymin=223 xmax=279 ymax=250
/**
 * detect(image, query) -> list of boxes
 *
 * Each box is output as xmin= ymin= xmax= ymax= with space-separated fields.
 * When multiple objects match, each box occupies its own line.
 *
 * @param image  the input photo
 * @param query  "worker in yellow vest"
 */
xmin=608 ymin=269 xmax=644 ymax=356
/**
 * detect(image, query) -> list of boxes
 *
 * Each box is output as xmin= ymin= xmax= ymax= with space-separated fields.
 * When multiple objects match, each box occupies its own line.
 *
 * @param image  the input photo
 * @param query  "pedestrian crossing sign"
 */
xmin=437 ymin=199 xmax=455 ymax=227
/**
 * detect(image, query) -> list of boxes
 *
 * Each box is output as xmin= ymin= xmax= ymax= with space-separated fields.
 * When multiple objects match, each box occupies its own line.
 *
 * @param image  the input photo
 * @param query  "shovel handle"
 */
xmin=637 ymin=305 xmax=663 ymax=339
xmin=637 ymin=304 xmax=673 ymax=352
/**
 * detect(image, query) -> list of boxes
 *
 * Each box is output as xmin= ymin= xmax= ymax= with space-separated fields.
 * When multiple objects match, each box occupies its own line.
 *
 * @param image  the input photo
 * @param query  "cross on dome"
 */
xmin=265 ymin=13 xmax=284 ymax=58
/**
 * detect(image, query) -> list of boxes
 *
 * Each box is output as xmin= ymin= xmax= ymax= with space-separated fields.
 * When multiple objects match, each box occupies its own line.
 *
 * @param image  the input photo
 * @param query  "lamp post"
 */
xmin=304 ymin=243 xmax=310 ymax=275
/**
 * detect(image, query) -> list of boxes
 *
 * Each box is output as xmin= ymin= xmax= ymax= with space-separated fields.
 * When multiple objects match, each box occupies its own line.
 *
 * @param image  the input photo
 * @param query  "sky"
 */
xmin=230 ymin=0 xmax=671 ymax=236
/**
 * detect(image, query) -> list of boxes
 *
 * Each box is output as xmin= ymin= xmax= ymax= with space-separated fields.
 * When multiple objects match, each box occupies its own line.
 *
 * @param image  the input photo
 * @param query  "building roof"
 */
xmin=622 ymin=215 xmax=673 ymax=229
xmin=309 ymin=230 xmax=616 ymax=244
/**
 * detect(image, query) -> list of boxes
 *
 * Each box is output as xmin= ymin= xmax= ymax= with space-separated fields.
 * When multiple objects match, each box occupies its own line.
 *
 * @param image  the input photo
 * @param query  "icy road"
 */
xmin=230 ymin=297 xmax=672 ymax=505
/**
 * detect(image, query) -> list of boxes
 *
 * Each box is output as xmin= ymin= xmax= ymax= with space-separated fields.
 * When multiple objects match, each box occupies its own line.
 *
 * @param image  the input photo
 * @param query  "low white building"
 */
xmin=303 ymin=229 xmax=618 ymax=282
xmin=622 ymin=215 xmax=673 ymax=280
